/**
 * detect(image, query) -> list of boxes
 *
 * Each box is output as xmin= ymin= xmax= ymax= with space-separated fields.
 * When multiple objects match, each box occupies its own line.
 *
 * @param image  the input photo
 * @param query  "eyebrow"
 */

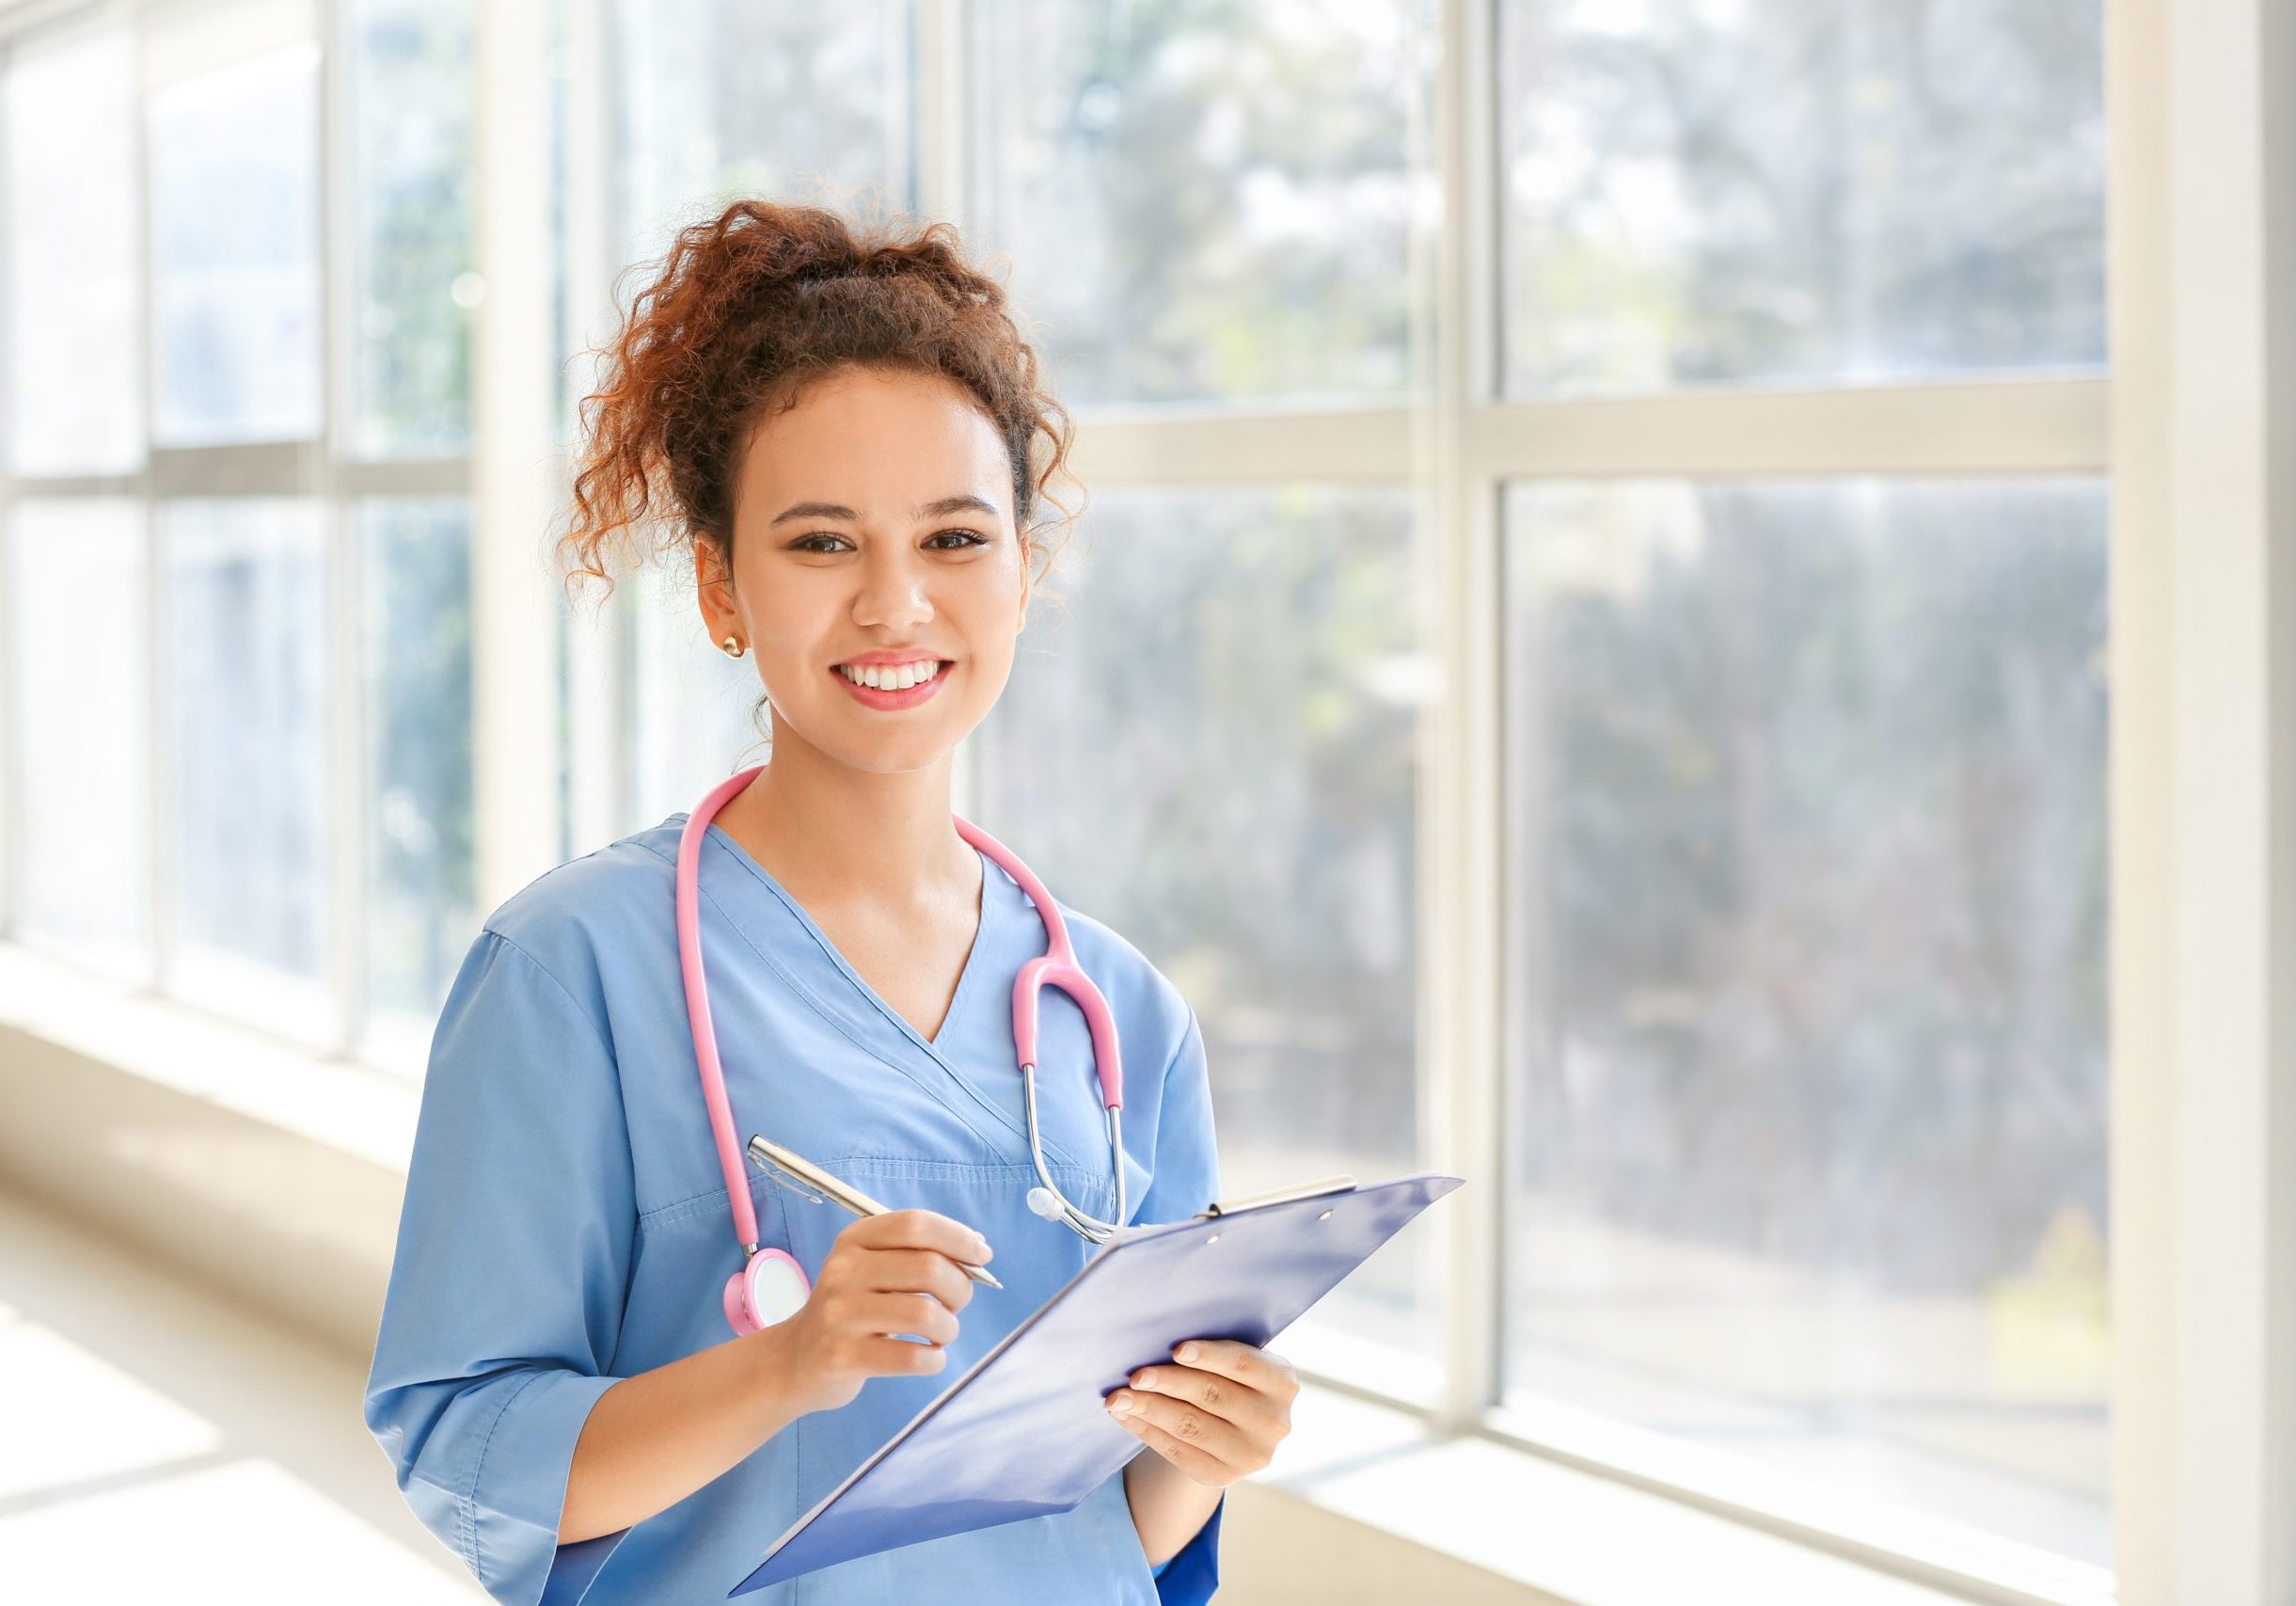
xmin=769 ymin=495 xmax=1001 ymax=527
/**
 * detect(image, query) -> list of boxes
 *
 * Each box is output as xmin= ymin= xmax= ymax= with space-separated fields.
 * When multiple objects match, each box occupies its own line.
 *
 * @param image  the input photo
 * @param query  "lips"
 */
xmin=831 ymin=659 xmax=951 ymax=709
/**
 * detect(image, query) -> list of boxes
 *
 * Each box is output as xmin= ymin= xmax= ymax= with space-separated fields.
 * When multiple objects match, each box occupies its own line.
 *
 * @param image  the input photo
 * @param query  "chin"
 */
xmin=820 ymin=722 xmax=972 ymax=777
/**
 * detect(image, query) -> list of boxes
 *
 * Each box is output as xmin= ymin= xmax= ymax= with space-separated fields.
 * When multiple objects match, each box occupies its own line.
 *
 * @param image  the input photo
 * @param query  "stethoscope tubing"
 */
xmin=679 ymin=767 xmax=768 ymax=1256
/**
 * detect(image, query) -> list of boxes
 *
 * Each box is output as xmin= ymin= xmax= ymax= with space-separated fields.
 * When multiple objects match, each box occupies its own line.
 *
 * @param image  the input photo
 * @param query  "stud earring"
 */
xmin=721 ymin=635 xmax=746 ymax=658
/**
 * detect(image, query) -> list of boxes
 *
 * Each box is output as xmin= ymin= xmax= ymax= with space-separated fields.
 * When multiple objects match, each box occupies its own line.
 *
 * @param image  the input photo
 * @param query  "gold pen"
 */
xmin=746 ymin=1134 xmax=1005 ymax=1290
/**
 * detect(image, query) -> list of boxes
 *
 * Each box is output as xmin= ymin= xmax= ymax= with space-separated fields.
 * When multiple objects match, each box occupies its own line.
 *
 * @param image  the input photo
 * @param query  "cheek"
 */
xmin=738 ymin=587 xmax=833 ymax=678
xmin=956 ymin=577 xmax=1026 ymax=667
xmin=958 ymin=625 xmax=1022 ymax=705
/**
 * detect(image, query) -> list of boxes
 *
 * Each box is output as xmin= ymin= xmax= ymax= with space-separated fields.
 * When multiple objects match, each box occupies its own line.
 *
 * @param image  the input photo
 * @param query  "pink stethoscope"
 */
xmin=677 ymin=765 xmax=1131 ymax=1336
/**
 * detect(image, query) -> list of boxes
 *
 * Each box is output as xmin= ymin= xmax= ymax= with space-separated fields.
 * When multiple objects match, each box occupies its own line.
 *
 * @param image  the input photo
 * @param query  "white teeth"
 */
xmin=839 ymin=660 xmax=939 ymax=691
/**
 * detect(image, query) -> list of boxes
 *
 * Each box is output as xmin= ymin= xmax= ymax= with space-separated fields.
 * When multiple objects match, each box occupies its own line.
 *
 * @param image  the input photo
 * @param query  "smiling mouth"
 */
xmin=831 ymin=660 xmax=949 ymax=692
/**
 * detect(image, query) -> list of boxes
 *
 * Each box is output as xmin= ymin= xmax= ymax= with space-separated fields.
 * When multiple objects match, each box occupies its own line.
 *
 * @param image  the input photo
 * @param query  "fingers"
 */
xmin=1118 ymin=1360 xmax=1287 ymax=1440
xmin=866 ymin=1334 xmax=951 ymax=1375
xmin=828 ymin=1214 xmax=986 ymax=1317
xmin=859 ymin=1290 xmax=959 ymax=1345
xmin=863 ymin=1248 xmax=974 ymax=1314
xmin=1159 ymin=1339 xmax=1299 ymax=1402
xmin=1120 ymin=1415 xmax=1228 ymax=1484
xmin=1104 ymin=1385 xmax=1254 ymax=1479
xmin=846 ymin=1208 xmax=993 ymax=1268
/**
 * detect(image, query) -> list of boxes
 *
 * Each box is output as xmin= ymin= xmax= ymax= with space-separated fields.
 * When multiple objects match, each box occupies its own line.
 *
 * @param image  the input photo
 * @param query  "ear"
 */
xmin=1015 ymin=532 xmax=1033 ymax=633
xmin=694 ymin=537 xmax=734 ymax=636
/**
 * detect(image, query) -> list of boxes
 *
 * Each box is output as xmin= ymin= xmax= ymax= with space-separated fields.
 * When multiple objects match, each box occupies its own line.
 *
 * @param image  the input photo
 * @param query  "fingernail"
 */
xmin=970 ymin=1234 xmax=991 ymax=1259
xmin=1177 ymin=1343 xmax=1200 ymax=1364
xmin=1107 ymin=1392 xmax=1132 ymax=1416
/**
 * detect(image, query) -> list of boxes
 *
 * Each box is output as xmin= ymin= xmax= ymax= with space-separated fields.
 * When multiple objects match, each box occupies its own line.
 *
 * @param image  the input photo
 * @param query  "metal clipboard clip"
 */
xmin=1193 ymin=1175 xmax=1358 ymax=1220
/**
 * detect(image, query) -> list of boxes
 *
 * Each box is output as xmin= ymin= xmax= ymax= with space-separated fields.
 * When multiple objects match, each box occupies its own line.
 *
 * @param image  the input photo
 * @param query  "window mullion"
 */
xmin=1426 ymin=0 xmax=1507 ymax=1435
xmin=561 ymin=0 xmax=625 ymax=852
xmin=321 ymin=0 xmax=365 ymax=1057
xmin=470 ymin=0 xmax=564 ymax=913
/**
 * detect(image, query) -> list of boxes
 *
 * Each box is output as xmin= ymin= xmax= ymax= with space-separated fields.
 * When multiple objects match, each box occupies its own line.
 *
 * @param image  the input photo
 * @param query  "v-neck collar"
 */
xmin=702 ymin=819 xmax=996 ymax=1061
xmin=654 ymin=812 xmax=1100 ymax=1176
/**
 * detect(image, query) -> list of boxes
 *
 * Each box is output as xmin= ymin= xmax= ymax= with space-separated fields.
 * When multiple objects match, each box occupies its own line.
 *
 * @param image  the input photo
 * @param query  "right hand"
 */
xmin=758 ymin=1209 xmax=990 ymax=1415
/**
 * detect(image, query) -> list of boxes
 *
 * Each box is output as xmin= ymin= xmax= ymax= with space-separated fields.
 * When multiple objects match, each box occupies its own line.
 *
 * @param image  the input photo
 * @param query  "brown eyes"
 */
xmin=788 ymin=531 xmax=989 ymax=553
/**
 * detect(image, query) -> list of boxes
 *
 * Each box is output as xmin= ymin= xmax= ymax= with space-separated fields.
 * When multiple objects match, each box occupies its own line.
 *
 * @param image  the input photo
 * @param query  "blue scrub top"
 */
xmin=363 ymin=812 xmax=1226 ymax=1605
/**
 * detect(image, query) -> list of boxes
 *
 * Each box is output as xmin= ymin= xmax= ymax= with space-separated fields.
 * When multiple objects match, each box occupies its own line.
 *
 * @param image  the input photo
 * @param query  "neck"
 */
xmin=722 ymin=723 xmax=973 ymax=909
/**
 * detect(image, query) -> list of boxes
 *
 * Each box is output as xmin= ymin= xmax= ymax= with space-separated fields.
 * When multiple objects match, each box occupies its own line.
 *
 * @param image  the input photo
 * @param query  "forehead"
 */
xmin=736 ymin=367 xmax=1011 ymax=519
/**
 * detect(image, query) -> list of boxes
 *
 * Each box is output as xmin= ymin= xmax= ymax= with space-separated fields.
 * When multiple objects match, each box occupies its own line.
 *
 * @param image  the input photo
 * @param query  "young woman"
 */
xmin=362 ymin=200 xmax=1296 ymax=1605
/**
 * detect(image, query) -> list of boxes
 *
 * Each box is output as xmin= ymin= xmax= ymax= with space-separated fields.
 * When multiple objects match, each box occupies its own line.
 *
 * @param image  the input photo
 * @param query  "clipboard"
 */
xmin=728 ymin=1169 xmax=1464 ymax=1595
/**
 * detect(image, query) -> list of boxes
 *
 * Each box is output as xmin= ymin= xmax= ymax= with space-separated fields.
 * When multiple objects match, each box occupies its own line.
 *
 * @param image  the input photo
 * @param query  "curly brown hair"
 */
xmin=556 ymin=198 xmax=1083 ymax=615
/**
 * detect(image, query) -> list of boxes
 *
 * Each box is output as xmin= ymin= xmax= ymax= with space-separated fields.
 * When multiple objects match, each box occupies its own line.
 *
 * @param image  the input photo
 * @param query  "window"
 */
xmin=0 ymin=0 xmax=477 ymax=1057
xmin=614 ymin=0 xmax=913 ymax=264
xmin=360 ymin=497 xmax=475 ymax=1069
xmin=3 ymin=0 xmax=2141 ymax=1594
xmin=162 ymin=499 xmax=331 ymax=1037
xmin=6 ymin=501 xmax=149 ymax=974
xmin=971 ymin=0 xmax=1429 ymax=407
xmin=145 ymin=13 xmax=324 ymax=448
xmin=349 ymin=0 xmax=478 ymax=460
xmin=2 ymin=14 xmax=139 ymax=475
xmin=1500 ymin=477 xmax=2109 ymax=1562
xmin=1496 ymin=0 xmax=2106 ymax=395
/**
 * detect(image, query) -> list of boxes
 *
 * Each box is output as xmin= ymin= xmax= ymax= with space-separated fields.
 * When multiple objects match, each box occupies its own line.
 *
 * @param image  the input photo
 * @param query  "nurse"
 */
xmin=360 ymin=198 xmax=1299 ymax=1606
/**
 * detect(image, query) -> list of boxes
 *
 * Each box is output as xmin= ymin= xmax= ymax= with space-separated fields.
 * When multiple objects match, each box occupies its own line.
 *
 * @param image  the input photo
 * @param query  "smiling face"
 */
xmin=698 ymin=364 xmax=1032 ymax=776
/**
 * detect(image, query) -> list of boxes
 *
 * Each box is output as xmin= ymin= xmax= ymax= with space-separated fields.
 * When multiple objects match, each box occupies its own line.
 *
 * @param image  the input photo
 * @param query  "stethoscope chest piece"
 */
xmin=725 ymin=1247 xmax=811 ymax=1335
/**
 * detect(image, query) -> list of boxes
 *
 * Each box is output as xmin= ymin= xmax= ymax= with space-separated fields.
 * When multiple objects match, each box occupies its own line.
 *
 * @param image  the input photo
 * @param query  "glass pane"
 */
xmin=361 ymin=498 xmax=474 ymax=1073
xmin=973 ymin=0 xmax=1430 ymax=408
xmin=1497 ymin=2 xmax=2106 ymax=396
xmin=628 ymin=559 xmax=771 ymax=831
xmin=4 ymin=18 xmax=141 ymax=475
xmin=349 ymin=0 xmax=477 ymax=459
xmin=599 ymin=4 xmax=913 ymax=449
xmin=974 ymin=486 xmax=1435 ymax=1386
xmin=9 ymin=501 xmax=150 ymax=975
xmin=614 ymin=0 xmax=912 ymax=264
xmin=1502 ymin=479 xmax=2109 ymax=1562
xmin=163 ymin=499 xmax=331 ymax=1042
xmin=148 ymin=38 xmax=323 ymax=445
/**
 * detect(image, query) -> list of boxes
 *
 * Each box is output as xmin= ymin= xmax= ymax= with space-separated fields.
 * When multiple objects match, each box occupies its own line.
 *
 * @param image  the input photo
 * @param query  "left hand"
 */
xmin=1102 ymin=1338 xmax=1298 ymax=1486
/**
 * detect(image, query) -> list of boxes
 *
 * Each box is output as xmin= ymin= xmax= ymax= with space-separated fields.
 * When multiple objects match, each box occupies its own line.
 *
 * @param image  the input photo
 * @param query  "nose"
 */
xmin=850 ymin=544 xmax=934 ymax=632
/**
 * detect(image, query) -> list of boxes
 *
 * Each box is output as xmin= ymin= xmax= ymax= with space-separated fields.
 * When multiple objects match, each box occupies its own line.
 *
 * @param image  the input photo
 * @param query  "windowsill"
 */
xmin=0 ymin=939 xmax=423 ymax=1173
xmin=0 ymin=939 xmax=2106 ymax=1606
xmin=1254 ymin=1385 xmax=2113 ymax=1606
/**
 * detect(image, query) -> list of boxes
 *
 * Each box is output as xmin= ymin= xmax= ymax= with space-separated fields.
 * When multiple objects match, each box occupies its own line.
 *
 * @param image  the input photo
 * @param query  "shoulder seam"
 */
xmin=476 ymin=927 xmax=617 ymax=1062
xmin=1160 ymin=1002 xmax=1201 ymax=1088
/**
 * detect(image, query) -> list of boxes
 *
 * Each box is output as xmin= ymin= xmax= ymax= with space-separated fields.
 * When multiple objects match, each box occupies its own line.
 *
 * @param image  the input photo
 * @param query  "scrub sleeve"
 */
xmin=363 ymin=929 xmax=638 ymax=1606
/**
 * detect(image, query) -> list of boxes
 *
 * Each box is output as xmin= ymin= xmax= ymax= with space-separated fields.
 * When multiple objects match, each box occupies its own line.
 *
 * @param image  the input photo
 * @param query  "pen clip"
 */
xmin=756 ymin=1155 xmax=830 ymax=1207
